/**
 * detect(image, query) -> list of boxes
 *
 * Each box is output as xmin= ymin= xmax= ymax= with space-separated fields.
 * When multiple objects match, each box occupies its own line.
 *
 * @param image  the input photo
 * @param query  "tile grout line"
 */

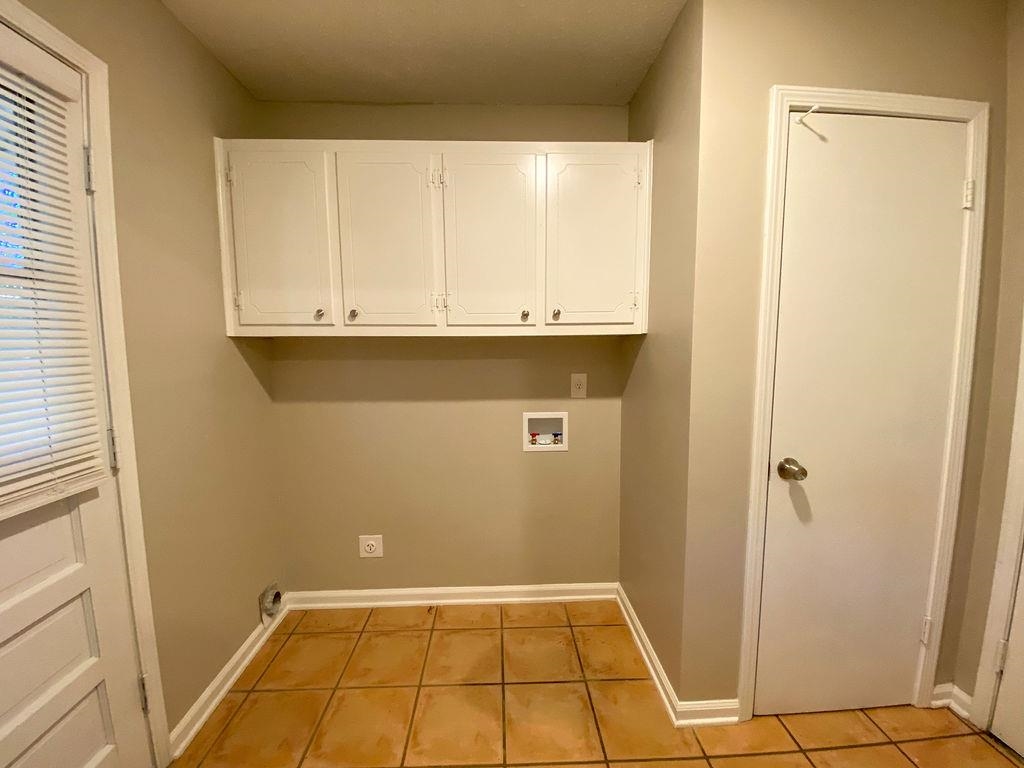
xmin=772 ymin=713 xmax=810 ymax=761
xmin=246 ymin=610 xmax=305 ymax=692
xmin=294 ymin=607 xmax=371 ymax=768
xmin=399 ymin=605 xmax=439 ymax=768
xmin=198 ymin=604 xmax=1003 ymax=768
xmin=500 ymin=604 xmax=508 ymax=766
xmin=567 ymin=605 xmax=611 ymax=764
xmin=194 ymin=609 xmax=307 ymax=768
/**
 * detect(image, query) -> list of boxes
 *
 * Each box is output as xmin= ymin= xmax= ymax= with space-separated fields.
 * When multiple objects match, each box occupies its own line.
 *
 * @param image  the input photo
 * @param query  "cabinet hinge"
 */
xmin=439 ymin=168 xmax=449 ymax=187
xmin=632 ymin=291 xmax=640 ymax=310
xmin=138 ymin=673 xmax=150 ymax=714
xmin=995 ymin=638 xmax=1009 ymax=673
xmin=920 ymin=616 xmax=933 ymax=646
xmin=233 ymin=290 xmax=243 ymax=310
xmin=636 ymin=168 xmax=643 ymax=188
xmin=962 ymin=179 xmax=975 ymax=210
xmin=225 ymin=166 xmax=234 ymax=187
xmin=106 ymin=426 xmax=119 ymax=470
xmin=83 ymin=146 xmax=95 ymax=195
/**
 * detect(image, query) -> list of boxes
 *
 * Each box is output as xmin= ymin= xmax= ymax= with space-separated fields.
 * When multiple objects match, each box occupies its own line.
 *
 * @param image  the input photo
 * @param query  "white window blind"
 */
xmin=0 ymin=48 xmax=108 ymax=510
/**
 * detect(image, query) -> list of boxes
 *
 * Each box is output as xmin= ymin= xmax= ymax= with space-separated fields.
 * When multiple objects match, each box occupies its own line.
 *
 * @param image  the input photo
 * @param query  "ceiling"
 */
xmin=160 ymin=0 xmax=686 ymax=105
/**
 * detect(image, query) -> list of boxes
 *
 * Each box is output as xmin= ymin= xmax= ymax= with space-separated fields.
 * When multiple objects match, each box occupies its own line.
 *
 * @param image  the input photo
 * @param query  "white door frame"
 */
xmin=0 ymin=1 xmax=170 ymax=764
xmin=972 ymin=311 xmax=1024 ymax=727
xmin=737 ymin=85 xmax=989 ymax=721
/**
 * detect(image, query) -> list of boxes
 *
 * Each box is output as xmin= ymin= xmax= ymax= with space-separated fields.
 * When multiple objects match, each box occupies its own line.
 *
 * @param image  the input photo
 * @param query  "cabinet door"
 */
xmin=336 ymin=152 xmax=442 ymax=326
xmin=229 ymin=150 xmax=336 ymax=326
xmin=442 ymin=153 xmax=539 ymax=326
xmin=546 ymin=152 xmax=642 ymax=325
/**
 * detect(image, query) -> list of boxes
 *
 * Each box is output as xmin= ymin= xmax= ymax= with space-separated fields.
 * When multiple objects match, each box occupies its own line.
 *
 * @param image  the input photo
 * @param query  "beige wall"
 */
xmin=622 ymin=0 xmax=702 ymax=691
xmin=270 ymin=338 xmax=624 ymax=589
xmin=249 ymin=101 xmax=630 ymax=591
xmin=253 ymin=103 xmax=627 ymax=141
xmin=678 ymin=0 xmax=1008 ymax=700
xmin=950 ymin=0 xmax=1024 ymax=693
xmin=20 ymin=0 xmax=283 ymax=726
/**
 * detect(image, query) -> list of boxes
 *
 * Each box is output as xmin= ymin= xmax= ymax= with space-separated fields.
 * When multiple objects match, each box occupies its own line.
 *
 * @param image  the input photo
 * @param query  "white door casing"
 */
xmin=0 ymin=16 xmax=155 ymax=767
xmin=228 ymin=150 xmax=337 ymax=326
xmin=991 ymin=552 xmax=1024 ymax=754
xmin=545 ymin=152 xmax=642 ymax=326
xmin=336 ymin=152 xmax=442 ymax=326
xmin=442 ymin=152 xmax=539 ymax=326
xmin=738 ymin=87 xmax=988 ymax=720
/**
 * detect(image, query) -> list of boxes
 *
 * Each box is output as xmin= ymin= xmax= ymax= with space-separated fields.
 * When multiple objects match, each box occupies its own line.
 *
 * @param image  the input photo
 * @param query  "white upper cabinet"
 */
xmin=226 ymin=149 xmax=337 ymax=326
xmin=217 ymin=140 xmax=651 ymax=336
xmin=442 ymin=153 xmax=539 ymax=326
xmin=545 ymin=152 xmax=644 ymax=326
xmin=336 ymin=152 xmax=442 ymax=326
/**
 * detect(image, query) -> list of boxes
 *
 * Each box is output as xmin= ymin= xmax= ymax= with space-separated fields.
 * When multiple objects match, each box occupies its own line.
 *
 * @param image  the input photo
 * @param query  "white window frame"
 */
xmin=0 ymin=1 xmax=170 ymax=763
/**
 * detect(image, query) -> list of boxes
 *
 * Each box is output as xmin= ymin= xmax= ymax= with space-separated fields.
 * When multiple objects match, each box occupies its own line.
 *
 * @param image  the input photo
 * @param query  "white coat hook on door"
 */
xmin=796 ymin=104 xmax=820 ymax=125
xmin=796 ymin=105 xmax=827 ymax=141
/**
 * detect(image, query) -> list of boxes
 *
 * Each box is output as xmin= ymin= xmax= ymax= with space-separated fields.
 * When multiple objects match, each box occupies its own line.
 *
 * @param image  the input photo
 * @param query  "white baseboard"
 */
xmin=931 ymin=682 xmax=974 ymax=720
xmin=169 ymin=612 xmax=284 ymax=758
xmin=170 ymin=579 xmax=727 ymax=759
xmin=284 ymin=581 xmax=619 ymax=609
xmin=616 ymin=585 xmax=741 ymax=727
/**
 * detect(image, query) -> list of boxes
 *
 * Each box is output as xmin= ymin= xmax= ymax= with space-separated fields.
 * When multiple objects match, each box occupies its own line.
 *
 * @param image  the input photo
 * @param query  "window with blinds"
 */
xmin=0 ymin=52 xmax=108 ymax=510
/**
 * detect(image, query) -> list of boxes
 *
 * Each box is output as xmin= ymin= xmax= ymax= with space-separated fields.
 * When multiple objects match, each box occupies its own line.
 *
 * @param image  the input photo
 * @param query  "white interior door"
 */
xmin=442 ymin=153 xmax=538 ymax=326
xmin=545 ymin=153 xmax=641 ymax=326
xmin=0 ymin=24 xmax=152 ymax=768
xmin=228 ymin=150 xmax=337 ymax=326
xmin=992 ymin=553 xmax=1024 ymax=756
xmin=336 ymin=152 xmax=442 ymax=326
xmin=755 ymin=112 xmax=969 ymax=714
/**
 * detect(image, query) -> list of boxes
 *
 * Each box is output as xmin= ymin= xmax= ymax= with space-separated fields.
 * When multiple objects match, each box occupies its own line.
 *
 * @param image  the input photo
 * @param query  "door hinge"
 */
xmin=106 ymin=426 xmax=119 ymax=470
xmin=995 ymin=638 xmax=1009 ymax=674
xmin=962 ymin=179 xmax=976 ymax=210
xmin=83 ymin=146 xmax=95 ymax=195
xmin=920 ymin=616 xmax=934 ymax=646
xmin=138 ymin=673 xmax=150 ymax=714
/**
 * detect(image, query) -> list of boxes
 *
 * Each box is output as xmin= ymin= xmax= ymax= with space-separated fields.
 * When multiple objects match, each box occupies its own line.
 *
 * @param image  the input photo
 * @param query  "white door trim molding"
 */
xmin=738 ymin=85 xmax=989 ymax=720
xmin=0 ymin=1 xmax=169 ymax=763
xmin=971 ymin=304 xmax=1024 ymax=728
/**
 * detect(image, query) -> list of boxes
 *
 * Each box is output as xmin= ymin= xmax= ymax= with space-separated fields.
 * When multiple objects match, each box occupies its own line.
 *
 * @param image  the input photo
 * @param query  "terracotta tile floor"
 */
xmin=173 ymin=601 xmax=1021 ymax=768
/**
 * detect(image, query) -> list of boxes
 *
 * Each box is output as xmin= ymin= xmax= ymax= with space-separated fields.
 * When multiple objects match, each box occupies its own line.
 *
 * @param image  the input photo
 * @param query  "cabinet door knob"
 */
xmin=348 ymin=308 xmax=359 ymax=320
xmin=552 ymin=308 xmax=561 ymax=321
xmin=314 ymin=308 xmax=325 ymax=321
xmin=521 ymin=309 xmax=530 ymax=321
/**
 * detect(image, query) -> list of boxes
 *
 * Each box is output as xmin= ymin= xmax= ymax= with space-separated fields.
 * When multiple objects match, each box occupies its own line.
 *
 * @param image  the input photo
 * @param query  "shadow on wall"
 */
xmin=265 ymin=336 xmax=641 ymax=401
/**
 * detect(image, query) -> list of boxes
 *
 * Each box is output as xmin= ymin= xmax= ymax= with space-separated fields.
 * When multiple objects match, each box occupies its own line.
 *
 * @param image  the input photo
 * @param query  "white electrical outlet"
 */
xmin=359 ymin=534 xmax=383 ymax=558
xmin=571 ymin=372 xmax=588 ymax=399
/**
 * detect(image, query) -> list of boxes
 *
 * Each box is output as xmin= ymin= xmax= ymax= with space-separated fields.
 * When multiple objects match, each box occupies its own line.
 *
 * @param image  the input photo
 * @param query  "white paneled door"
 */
xmin=0 ymin=24 xmax=152 ymax=768
xmin=336 ymin=152 xmax=442 ymax=326
xmin=228 ymin=150 xmax=337 ymax=326
xmin=442 ymin=153 xmax=539 ymax=326
xmin=991 ymin=551 xmax=1024 ymax=756
xmin=755 ymin=113 xmax=969 ymax=713
xmin=545 ymin=152 xmax=642 ymax=326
